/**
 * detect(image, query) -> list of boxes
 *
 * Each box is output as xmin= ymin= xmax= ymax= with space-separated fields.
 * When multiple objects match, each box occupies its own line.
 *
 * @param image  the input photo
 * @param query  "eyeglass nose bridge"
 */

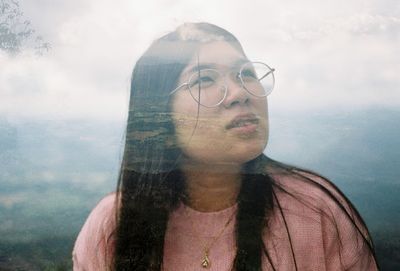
xmin=169 ymin=62 xmax=274 ymax=107
xmin=200 ymin=69 xmax=267 ymax=107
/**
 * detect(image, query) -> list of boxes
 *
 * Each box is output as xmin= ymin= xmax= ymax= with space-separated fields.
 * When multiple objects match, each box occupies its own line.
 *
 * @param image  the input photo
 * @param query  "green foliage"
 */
xmin=373 ymin=230 xmax=400 ymax=270
xmin=0 ymin=236 xmax=73 ymax=271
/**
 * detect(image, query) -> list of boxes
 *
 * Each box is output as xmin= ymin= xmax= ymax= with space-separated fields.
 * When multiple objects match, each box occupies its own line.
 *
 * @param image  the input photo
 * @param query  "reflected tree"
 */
xmin=0 ymin=0 xmax=50 ymax=54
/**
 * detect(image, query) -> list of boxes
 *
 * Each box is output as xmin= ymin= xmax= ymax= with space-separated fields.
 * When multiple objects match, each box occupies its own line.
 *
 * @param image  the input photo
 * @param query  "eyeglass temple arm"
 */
xmin=259 ymin=68 xmax=275 ymax=81
xmin=170 ymin=83 xmax=189 ymax=95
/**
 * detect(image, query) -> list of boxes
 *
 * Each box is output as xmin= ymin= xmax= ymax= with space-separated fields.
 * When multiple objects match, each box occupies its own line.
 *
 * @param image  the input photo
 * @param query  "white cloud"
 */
xmin=1 ymin=0 xmax=399 ymax=120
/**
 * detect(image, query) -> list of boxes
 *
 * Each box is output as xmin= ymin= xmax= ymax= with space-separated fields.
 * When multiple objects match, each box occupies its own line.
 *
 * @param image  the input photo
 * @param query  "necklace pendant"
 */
xmin=201 ymin=254 xmax=210 ymax=268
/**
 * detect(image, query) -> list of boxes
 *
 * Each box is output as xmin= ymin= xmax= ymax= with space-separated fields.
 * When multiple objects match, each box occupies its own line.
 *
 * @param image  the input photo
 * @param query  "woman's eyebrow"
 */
xmin=184 ymin=59 xmax=249 ymax=75
xmin=188 ymin=63 xmax=216 ymax=74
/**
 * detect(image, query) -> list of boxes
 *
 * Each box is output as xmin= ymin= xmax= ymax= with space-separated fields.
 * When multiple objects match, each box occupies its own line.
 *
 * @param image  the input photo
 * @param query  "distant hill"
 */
xmin=0 ymin=107 xmax=399 ymax=270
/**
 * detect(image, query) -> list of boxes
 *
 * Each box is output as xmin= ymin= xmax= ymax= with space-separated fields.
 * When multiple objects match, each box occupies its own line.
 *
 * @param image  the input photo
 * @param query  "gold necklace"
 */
xmin=183 ymin=203 xmax=236 ymax=269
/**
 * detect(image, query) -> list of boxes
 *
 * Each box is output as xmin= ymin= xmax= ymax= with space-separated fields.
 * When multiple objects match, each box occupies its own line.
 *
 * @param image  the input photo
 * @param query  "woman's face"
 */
xmin=170 ymin=41 xmax=269 ymax=170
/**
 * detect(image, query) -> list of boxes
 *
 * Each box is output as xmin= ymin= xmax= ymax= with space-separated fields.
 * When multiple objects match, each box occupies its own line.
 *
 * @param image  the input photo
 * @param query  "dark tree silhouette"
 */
xmin=0 ymin=0 xmax=49 ymax=54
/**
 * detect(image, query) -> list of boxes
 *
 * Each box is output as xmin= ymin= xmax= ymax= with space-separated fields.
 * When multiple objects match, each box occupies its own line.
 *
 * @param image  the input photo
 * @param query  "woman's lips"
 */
xmin=228 ymin=122 xmax=258 ymax=134
xmin=226 ymin=113 xmax=260 ymax=135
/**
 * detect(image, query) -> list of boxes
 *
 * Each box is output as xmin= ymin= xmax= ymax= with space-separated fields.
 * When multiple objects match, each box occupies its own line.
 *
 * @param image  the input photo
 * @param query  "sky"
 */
xmin=1 ymin=0 xmax=399 ymax=120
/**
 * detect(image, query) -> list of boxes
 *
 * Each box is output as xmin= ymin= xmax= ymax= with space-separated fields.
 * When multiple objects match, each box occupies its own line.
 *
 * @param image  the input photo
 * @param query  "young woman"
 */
xmin=72 ymin=22 xmax=379 ymax=271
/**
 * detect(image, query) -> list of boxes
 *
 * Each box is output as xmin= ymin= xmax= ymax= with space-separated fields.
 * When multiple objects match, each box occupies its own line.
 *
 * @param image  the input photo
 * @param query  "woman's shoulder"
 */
xmin=90 ymin=192 xmax=118 ymax=216
xmin=265 ymin=163 xmax=377 ymax=270
xmin=266 ymin=163 xmax=352 ymax=213
xmin=265 ymin=162 xmax=369 ymax=245
xmin=80 ymin=192 xmax=118 ymax=229
xmin=72 ymin=192 xmax=119 ymax=270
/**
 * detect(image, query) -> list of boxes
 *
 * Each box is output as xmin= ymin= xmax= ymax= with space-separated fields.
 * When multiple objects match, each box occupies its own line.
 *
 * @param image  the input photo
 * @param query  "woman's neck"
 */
xmin=181 ymin=163 xmax=242 ymax=212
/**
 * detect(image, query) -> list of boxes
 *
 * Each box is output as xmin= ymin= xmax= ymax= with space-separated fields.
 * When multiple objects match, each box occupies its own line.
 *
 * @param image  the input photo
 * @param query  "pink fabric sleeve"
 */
xmin=72 ymin=193 xmax=117 ymax=271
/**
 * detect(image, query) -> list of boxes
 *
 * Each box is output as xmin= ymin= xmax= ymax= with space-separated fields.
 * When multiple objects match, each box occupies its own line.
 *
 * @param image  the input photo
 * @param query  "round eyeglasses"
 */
xmin=170 ymin=61 xmax=275 ymax=107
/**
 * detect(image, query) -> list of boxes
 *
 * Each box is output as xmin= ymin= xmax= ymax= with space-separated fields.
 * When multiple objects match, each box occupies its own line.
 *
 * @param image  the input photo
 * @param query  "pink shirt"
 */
xmin=72 ymin=170 xmax=378 ymax=270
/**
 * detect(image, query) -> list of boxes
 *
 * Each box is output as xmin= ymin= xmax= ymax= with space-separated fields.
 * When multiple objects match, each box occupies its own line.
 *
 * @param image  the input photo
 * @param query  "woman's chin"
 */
xmin=180 ymin=137 xmax=268 ymax=170
xmin=196 ymin=150 xmax=265 ymax=169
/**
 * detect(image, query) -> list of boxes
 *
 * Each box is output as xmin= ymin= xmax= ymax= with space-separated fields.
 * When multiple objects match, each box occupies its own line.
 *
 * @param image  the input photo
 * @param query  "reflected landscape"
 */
xmin=1 ymin=0 xmax=399 ymax=270
xmin=1 ymin=108 xmax=399 ymax=270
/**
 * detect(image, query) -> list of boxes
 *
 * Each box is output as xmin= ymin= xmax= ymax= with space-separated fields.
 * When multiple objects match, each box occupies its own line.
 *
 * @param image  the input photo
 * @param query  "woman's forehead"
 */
xmin=198 ymin=41 xmax=244 ymax=60
xmin=182 ymin=41 xmax=247 ymax=75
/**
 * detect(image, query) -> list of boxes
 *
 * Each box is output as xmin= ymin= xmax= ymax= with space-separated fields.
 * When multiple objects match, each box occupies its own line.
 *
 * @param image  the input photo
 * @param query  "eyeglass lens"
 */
xmin=188 ymin=62 xmax=274 ymax=107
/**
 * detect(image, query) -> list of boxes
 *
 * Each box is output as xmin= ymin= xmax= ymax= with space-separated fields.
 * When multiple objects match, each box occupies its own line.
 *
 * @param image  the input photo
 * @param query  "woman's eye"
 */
xmin=241 ymin=69 xmax=257 ymax=80
xmin=200 ymin=76 xmax=213 ymax=82
xmin=190 ymin=76 xmax=215 ymax=87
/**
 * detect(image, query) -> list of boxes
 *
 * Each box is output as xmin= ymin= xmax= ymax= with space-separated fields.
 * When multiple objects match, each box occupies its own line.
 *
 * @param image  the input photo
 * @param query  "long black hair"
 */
xmin=113 ymin=22 xmax=379 ymax=271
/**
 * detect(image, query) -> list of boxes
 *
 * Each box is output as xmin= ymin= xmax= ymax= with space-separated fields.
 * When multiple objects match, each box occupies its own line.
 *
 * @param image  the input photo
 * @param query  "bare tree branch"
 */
xmin=0 ymin=0 xmax=50 ymax=54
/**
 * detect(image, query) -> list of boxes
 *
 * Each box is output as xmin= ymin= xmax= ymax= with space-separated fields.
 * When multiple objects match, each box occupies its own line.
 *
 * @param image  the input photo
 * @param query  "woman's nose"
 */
xmin=222 ymin=77 xmax=250 ymax=108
